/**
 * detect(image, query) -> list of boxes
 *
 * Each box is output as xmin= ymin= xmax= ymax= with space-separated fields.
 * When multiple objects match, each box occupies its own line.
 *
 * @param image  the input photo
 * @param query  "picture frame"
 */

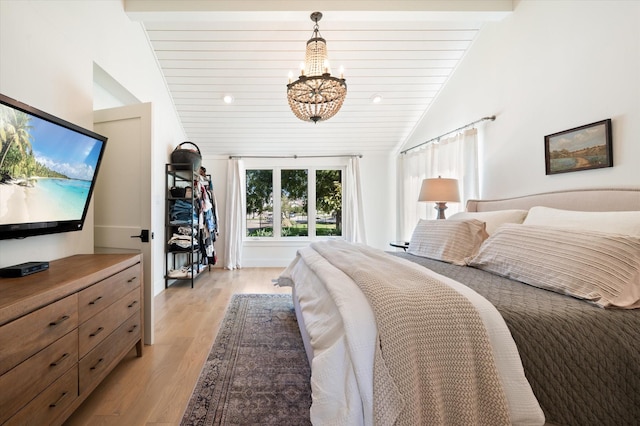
xmin=545 ymin=119 xmax=612 ymax=175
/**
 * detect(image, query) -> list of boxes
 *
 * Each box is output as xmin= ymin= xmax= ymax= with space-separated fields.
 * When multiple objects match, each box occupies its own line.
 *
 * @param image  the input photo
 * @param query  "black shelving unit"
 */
xmin=164 ymin=163 xmax=209 ymax=288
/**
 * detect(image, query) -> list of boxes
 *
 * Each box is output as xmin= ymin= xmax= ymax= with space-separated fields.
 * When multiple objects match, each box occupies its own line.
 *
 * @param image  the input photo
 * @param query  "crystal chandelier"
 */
xmin=286 ymin=12 xmax=347 ymax=123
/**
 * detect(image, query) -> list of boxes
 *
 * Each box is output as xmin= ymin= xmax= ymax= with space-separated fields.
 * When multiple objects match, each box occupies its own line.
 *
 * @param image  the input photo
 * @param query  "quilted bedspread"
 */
xmin=391 ymin=252 xmax=640 ymax=426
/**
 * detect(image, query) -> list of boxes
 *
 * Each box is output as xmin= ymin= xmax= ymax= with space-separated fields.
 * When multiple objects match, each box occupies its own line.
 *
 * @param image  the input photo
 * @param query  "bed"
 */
xmin=276 ymin=188 xmax=640 ymax=426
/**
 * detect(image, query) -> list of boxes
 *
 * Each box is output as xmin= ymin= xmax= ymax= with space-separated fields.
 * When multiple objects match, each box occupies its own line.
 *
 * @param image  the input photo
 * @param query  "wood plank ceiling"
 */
xmin=125 ymin=1 xmax=512 ymax=157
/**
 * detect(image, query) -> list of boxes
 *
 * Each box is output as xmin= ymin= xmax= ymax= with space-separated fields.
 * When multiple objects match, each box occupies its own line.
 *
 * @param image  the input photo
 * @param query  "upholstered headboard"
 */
xmin=466 ymin=188 xmax=640 ymax=212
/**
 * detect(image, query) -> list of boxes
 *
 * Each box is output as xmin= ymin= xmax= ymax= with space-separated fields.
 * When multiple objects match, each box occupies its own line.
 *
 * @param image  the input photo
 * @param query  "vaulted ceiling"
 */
xmin=125 ymin=1 xmax=512 ymax=157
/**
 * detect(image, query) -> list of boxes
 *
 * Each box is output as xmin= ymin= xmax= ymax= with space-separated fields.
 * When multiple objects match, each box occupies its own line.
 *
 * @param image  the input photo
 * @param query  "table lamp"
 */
xmin=418 ymin=176 xmax=460 ymax=219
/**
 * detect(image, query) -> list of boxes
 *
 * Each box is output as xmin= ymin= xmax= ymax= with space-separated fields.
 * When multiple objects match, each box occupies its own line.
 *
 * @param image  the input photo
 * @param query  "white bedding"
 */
xmin=282 ymin=248 xmax=376 ymax=425
xmin=278 ymin=241 xmax=544 ymax=426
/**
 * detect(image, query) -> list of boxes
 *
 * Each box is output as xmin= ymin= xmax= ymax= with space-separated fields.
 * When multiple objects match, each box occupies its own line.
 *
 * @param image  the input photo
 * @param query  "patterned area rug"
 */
xmin=181 ymin=294 xmax=312 ymax=425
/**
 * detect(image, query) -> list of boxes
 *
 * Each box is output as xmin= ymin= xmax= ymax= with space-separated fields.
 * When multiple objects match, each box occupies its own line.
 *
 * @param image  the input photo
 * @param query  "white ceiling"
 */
xmin=125 ymin=1 xmax=512 ymax=157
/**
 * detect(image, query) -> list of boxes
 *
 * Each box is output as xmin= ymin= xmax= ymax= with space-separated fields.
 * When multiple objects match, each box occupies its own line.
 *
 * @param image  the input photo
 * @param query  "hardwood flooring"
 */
xmin=65 ymin=267 xmax=288 ymax=426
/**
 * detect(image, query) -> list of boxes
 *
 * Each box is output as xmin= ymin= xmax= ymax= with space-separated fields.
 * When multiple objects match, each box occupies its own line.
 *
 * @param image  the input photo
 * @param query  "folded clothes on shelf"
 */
xmin=176 ymin=226 xmax=196 ymax=236
xmin=170 ymin=199 xmax=198 ymax=224
xmin=168 ymin=233 xmax=198 ymax=250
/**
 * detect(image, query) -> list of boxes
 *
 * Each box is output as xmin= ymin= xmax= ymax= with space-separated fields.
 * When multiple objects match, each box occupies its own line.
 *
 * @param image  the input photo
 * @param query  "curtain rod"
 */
xmin=400 ymin=115 xmax=496 ymax=155
xmin=228 ymin=154 xmax=363 ymax=159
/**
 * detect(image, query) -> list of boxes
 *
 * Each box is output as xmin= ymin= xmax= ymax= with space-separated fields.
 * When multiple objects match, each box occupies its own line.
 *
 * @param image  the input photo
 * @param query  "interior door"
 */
xmin=93 ymin=103 xmax=154 ymax=345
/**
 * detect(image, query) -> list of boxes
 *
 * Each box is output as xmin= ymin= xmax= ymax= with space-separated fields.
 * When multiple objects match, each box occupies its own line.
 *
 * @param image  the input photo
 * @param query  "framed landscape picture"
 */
xmin=544 ymin=119 xmax=612 ymax=175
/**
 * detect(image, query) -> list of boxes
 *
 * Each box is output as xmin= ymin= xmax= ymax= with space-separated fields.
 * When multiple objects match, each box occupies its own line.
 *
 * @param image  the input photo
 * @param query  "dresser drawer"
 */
xmin=0 ymin=331 xmax=78 ymax=424
xmin=78 ymin=264 xmax=141 ymax=323
xmin=78 ymin=288 xmax=140 ymax=358
xmin=4 ymin=366 xmax=78 ymax=426
xmin=79 ymin=312 xmax=141 ymax=395
xmin=0 ymin=294 xmax=78 ymax=376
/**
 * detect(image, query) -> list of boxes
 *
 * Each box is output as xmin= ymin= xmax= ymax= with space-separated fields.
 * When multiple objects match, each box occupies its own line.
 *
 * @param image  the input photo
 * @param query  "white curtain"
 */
xmin=223 ymin=158 xmax=245 ymax=269
xmin=398 ymin=128 xmax=479 ymax=240
xmin=343 ymin=156 xmax=367 ymax=243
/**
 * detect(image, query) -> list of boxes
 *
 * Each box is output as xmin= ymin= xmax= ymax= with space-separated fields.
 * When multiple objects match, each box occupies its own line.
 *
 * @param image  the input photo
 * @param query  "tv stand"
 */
xmin=0 ymin=253 xmax=143 ymax=425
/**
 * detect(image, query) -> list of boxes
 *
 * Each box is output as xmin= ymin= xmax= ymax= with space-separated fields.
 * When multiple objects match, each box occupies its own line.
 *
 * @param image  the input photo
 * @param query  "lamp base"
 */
xmin=434 ymin=202 xmax=448 ymax=219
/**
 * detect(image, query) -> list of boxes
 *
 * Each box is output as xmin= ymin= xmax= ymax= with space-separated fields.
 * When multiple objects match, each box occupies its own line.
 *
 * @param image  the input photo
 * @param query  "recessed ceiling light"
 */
xmin=223 ymin=95 xmax=234 ymax=104
xmin=370 ymin=94 xmax=383 ymax=104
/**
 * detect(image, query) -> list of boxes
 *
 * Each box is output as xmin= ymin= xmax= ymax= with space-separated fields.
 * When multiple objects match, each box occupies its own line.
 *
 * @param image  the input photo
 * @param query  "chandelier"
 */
xmin=286 ymin=12 xmax=347 ymax=123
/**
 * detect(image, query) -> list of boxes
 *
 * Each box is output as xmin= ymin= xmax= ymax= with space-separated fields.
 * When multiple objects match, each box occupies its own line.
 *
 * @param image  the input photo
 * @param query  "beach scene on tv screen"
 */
xmin=0 ymin=104 xmax=103 ymax=225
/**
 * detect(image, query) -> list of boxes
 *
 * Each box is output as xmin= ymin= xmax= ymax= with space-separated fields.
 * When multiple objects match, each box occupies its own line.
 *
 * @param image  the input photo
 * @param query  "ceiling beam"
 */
xmin=125 ymin=0 xmax=513 ymax=22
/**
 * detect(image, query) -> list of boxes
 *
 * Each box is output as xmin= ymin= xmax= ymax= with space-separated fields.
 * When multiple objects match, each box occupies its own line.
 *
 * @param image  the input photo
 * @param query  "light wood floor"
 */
xmin=65 ymin=267 xmax=288 ymax=426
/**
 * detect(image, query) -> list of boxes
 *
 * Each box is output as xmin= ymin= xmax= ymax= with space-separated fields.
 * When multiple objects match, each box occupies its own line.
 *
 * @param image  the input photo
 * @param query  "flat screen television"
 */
xmin=0 ymin=93 xmax=108 ymax=240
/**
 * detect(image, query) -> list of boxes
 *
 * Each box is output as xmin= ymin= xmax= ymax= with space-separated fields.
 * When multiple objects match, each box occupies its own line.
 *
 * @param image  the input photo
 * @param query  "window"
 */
xmin=246 ymin=167 xmax=343 ymax=238
xmin=246 ymin=169 xmax=273 ymax=237
xmin=315 ymin=169 xmax=342 ymax=236
xmin=281 ymin=169 xmax=308 ymax=237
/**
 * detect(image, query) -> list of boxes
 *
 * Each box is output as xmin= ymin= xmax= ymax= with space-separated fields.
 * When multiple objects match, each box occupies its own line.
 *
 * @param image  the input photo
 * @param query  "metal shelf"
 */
xmin=164 ymin=163 xmax=208 ymax=288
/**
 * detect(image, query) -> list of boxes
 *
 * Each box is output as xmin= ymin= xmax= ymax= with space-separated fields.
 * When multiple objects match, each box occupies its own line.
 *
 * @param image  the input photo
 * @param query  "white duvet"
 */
xmin=278 ymin=242 xmax=544 ymax=426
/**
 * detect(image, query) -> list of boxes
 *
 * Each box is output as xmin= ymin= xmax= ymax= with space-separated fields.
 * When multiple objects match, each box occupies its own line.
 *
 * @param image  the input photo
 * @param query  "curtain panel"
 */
xmin=344 ymin=156 xmax=367 ymax=244
xmin=224 ymin=158 xmax=245 ymax=269
xmin=398 ymin=128 xmax=479 ymax=240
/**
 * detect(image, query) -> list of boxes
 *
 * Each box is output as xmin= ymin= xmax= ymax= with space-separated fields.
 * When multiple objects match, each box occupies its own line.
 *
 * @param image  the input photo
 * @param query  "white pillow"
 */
xmin=523 ymin=206 xmax=640 ymax=237
xmin=449 ymin=210 xmax=528 ymax=235
xmin=408 ymin=219 xmax=488 ymax=265
xmin=467 ymin=224 xmax=640 ymax=309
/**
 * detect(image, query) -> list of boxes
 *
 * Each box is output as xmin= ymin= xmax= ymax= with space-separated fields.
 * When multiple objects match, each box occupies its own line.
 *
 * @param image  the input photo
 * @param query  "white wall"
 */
xmin=400 ymin=0 xmax=640 ymax=199
xmin=0 ymin=0 xmax=184 ymax=285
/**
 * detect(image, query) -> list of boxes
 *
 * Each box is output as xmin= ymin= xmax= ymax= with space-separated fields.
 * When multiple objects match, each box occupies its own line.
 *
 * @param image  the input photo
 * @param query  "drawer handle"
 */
xmin=127 ymin=276 xmax=138 ymax=283
xmin=128 ymin=300 xmax=139 ymax=308
xmin=89 ymin=296 xmax=103 ymax=305
xmin=89 ymin=327 xmax=104 ymax=337
xmin=90 ymin=358 xmax=104 ymax=370
xmin=49 ymin=391 xmax=68 ymax=408
xmin=49 ymin=315 xmax=70 ymax=327
xmin=128 ymin=324 xmax=138 ymax=333
xmin=50 ymin=352 xmax=70 ymax=367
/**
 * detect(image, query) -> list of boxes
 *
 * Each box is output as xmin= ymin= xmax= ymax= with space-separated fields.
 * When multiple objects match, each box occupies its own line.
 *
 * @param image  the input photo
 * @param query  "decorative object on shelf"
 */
xmin=544 ymin=118 xmax=612 ymax=175
xmin=286 ymin=11 xmax=347 ymax=123
xmin=170 ymin=186 xmax=187 ymax=198
xmin=171 ymin=141 xmax=202 ymax=170
xmin=418 ymin=176 xmax=460 ymax=219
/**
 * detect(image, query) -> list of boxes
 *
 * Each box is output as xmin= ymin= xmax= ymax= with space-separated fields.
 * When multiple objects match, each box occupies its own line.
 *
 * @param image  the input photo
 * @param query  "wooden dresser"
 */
xmin=0 ymin=254 xmax=143 ymax=425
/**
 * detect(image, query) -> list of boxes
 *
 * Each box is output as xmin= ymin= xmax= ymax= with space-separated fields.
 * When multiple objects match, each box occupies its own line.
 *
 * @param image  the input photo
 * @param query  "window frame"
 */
xmin=244 ymin=162 xmax=345 ymax=242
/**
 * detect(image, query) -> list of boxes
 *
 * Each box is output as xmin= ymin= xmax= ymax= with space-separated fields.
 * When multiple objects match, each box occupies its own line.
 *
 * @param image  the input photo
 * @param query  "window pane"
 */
xmin=281 ymin=169 xmax=308 ymax=237
xmin=246 ymin=169 xmax=273 ymax=237
xmin=316 ymin=170 xmax=342 ymax=236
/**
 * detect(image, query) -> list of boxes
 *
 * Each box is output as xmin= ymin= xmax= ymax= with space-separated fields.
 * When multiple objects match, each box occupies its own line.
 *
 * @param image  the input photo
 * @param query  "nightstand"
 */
xmin=389 ymin=241 xmax=410 ymax=251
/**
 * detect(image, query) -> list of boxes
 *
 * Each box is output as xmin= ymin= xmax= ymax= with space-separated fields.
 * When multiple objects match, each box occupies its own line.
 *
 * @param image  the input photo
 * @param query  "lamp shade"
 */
xmin=418 ymin=177 xmax=460 ymax=203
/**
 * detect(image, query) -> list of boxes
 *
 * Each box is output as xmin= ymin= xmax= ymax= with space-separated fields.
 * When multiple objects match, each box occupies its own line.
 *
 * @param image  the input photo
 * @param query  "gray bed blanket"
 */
xmin=390 ymin=252 xmax=640 ymax=426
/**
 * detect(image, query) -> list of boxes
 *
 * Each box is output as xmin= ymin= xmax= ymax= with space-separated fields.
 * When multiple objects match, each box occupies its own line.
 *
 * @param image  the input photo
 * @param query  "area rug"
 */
xmin=181 ymin=294 xmax=312 ymax=425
